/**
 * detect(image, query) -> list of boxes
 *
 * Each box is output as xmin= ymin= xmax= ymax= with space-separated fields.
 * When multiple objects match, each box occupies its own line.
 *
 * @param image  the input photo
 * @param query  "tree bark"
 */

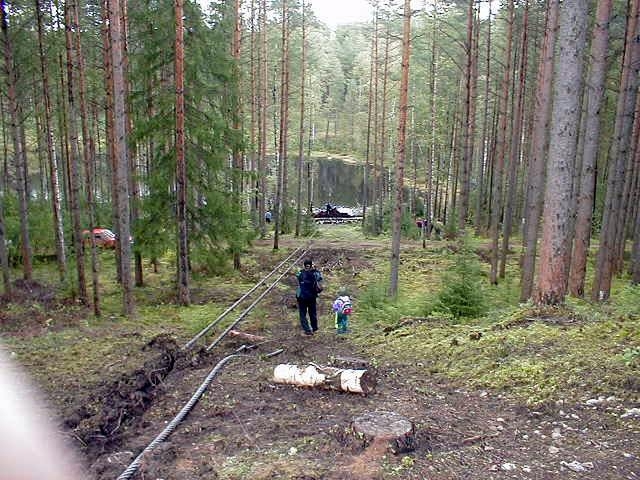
xmin=535 ymin=0 xmax=588 ymax=305
xmin=273 ymin=0 xmax=289 ymax=249
xmin=520 ymin=0 xmax=559 ymax=301
xmin=489 ymin=0 xmax=514 ymax=285
xmin=500 ymin=0 xmax=529 ymax=279
xmin=389 ymin=0 xmax=411 ymax=298
xmin=63 ymin=1 xmax=90 ymax=302
xmin=592 ymin=0 xmax=640 ymax=301
xmin=295 ymin=0 xmax=306 ymax=237
xmin=458 ymin=0 xmax=475 ymax=232
xmin=569 ymin=0 xmax=613 ymax=297
xmin=175 ymin=0 xmax=189 ymax=306
xmin=258 ymin=0 xmax=268 ymax=238
xmin=1 ymin=3 xmax=33 ymax=281
xmin=35 ymin=0 xmax=67 ymax=283
xmin=0 ymin=194 xmax=10 ymax=297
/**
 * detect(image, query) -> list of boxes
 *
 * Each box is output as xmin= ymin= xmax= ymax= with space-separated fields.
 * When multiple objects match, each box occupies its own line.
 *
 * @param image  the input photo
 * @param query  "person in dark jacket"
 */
xmin=296 ymin=258 xmax=323 ymax=335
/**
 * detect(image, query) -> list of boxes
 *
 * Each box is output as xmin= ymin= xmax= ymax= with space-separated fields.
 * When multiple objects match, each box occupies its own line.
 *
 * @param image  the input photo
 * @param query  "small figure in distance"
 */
xmin=332 ymin=290 xmax=353 ymax=334
xmin=296 ymin=258 xmax=323 ymax=335
xmin=265 ymin=210 xmax=272 ymax=224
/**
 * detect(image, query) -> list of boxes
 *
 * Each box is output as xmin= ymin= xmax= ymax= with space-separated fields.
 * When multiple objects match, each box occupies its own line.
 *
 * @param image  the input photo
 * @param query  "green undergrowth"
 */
xmin=350 ymin=236 xmax=639 ymax=406
xmin=4 ymin=227 xmax=639 ymax=409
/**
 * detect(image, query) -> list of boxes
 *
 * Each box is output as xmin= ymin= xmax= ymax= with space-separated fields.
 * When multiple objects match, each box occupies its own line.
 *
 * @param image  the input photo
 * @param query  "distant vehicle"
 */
xmin=82 ymin=228 xmax=117 ymax=249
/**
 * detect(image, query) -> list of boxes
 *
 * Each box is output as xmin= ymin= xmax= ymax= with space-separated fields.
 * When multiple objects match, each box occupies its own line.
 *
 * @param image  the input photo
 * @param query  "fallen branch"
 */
xmin=229 ymin=330 xmax=267 ymax=342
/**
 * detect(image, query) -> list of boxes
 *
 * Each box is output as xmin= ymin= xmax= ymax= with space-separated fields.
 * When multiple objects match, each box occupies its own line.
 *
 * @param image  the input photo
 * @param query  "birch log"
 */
xmin=273 ymin=363 xmax=376 ymax=394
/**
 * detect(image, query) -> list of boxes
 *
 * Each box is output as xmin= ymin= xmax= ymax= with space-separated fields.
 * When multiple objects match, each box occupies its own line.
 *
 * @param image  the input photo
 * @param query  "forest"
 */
xmin=1 ymin=0 xmax=639 ymax=479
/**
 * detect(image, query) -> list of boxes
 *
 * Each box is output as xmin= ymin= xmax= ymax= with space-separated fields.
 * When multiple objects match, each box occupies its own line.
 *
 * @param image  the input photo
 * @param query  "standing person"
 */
xmin=332 ymin=292 xmax=353 ymax=334
xmin=296 ymin=258 xmax=323 ymax=335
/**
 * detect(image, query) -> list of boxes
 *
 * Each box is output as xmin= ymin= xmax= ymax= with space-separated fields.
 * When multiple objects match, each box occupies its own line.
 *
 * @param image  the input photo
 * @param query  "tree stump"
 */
xmin=352 ymin=411 xmax=415 ymax=454
xmin=273 ymin=363 xmax=376 ymax=394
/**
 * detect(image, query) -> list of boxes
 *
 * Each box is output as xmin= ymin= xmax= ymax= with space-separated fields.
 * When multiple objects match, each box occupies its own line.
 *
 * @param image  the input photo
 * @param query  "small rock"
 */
xmin=522 ymin=465 xmax=532 ymax=473
xmin=561 ymin=460 xmax=594 ymax=472
xmin=621 ymin=408 xmax=640 ymax=419
xmin=288 ymin=446 xmax=298 ymax=456
xmin=489 ymin=465 xmax=499 ymax=472
xmin=551 ymin=428 xmax=563 ymax=440
xmin=501 ymin=463 xmax=516 ymax=471
xmin=549 ymin=446 xmax=560 ymax=454
xmin=570 ymin=414 xmax=580 ymax=420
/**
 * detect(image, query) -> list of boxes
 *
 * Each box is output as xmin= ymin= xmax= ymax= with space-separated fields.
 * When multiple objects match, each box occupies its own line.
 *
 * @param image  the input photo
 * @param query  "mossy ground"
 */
xmin=1 ymin=224 xmax=639 ymax=479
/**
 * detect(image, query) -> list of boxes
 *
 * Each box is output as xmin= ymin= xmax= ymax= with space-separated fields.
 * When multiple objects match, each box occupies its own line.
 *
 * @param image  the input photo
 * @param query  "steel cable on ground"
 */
xmin=182 ymin=243 xmax=309 ymax=351
xmin=205 ymin=248 xmax=309 ymax=352
xmin=115 ymin=346 xmax=285 ymax=480
xmin=115 ymin=351 xmax=244 ymax=480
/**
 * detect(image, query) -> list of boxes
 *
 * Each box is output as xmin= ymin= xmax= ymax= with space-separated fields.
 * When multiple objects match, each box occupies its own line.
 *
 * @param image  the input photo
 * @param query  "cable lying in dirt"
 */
xmin=205 ymin=248 xmax=309 ymax=352
xmin=115 ymin=351 xmax=245 ymax=480
xmin=182 ymin=244 xmax=309 ymax=351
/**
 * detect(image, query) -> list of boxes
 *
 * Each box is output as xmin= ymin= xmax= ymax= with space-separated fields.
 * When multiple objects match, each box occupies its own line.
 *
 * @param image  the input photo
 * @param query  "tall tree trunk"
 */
xmin=0 ymin=195 xmax=9 ymax=297
xmin=535 ymin=0 xmax=588 ymax=305
xmin=371 ymin=10 xmax=379 ymax=233
xmin=425 ymin=2 xmax=438 ymax=246
xmin=64 ymin=2 xmax=89 ymax=301
xmin=377 ymin=24 xmax=390 ymax=231
xmin=389 ymin=0 xmax=412 ymax=299
xmin=295 ymin=0 xmax=306 ymax=237
xmin=120 ymin=0 xmax=143 ymax=288
xmin=102 ymin=0 xmax=121 ymax=284
xmin=110 ymin=0 xmax=134 ymax=314
xmin=362 ymin=14 xmax=376 ymax=228
xmin=36 ymin=0 xmax=67 ymax=282
xmin=613 ymin=93 xmax=640 ymax=273
xmin=249 ymin=0 xmax=257 ymax=227
xmin=258 ymin=0 xmax=267 ymax=238
xmin=1 ymin=3 xmax=33 ymax=281
xmin=273 ymin=0 xmax=288 ymax=249
xmin=475 ymin=0 xmax=492 ymax=235
xmin=232 ymin=0 xmax=243 ymax=269
xmin=500 ymin=0 xmax=529 ymax=278
xmin=71 ymin=0 xmax=101 ymax=316
xmin=174 ymin=0 xmax=189 ymax=305
xmin=569 ymin=0 xmax=613 ymax=297
xmin=520 ymin=0 xmax=559 ymax=301
xmin=592 ymin=0 xmax=640 ymax=301
xmin=489 ymin=0 xmax=514 ymax=285
xmin=458 ymin=0 xmax=474 ymax=232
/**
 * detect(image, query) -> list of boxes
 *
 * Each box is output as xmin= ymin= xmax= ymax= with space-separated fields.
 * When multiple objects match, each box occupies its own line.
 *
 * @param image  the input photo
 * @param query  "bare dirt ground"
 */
xmin=2 ymin=244 xmax=639 ymax=479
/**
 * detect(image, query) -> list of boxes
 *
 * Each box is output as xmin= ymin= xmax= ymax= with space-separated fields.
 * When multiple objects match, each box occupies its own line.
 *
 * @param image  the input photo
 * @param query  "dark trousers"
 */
xmin=297 ymin=297 xmax=318 ymax=332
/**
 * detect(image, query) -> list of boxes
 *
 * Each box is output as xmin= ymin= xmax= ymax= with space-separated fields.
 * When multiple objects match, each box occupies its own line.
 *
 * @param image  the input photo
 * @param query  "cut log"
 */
xmin=229 ymin=330 xmax=266 ymax=342
xmin=273 ymin=363 xmax=376 ymax=394
xmin=352 ymin=411 xmax=415 ymax=454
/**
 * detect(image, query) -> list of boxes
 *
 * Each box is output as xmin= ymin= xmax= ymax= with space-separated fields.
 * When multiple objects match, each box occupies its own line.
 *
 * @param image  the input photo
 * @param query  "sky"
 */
xmin=310 ymin=0 xmax=374 ymax=28
xmin=310 ymin=0 xmax=500 ymax=28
